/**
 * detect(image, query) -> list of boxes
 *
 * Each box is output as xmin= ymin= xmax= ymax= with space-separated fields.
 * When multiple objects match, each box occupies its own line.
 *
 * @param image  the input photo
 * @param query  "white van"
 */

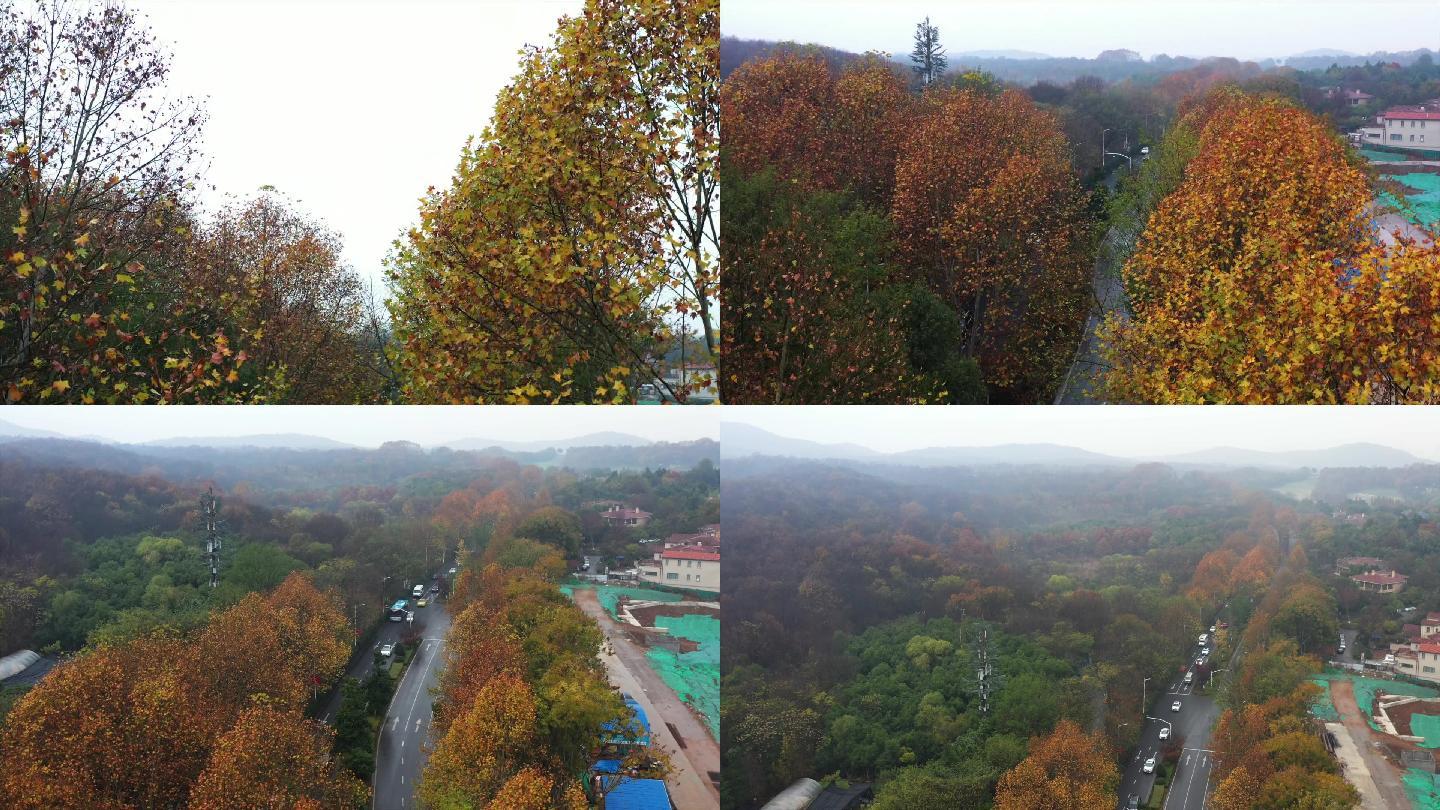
xmin=1184 ymin=671 xmax=1194 ymax=684
xmin=1198 ymin=633 xmax=1208 ymax=645
xmin=412 ymin=584 xmax=424 ymax=598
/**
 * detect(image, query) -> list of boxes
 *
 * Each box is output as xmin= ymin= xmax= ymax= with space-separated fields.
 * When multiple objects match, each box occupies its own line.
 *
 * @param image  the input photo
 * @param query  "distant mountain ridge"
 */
xmin=720 ymin=35 xmax=1437 ymax=85
xmin=723 ymin=424 xmax=1432 ymax=469
xmin=442 ymin=432 xmax=653 ymax=452
xmin=142 ymin=433 xmax=357 ymax=450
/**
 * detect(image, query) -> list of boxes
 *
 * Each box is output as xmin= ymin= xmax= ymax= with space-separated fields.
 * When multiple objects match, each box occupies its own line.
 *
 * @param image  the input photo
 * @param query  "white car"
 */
xmin=449 ymin=566 xmax=458 ymax=574
xmin=1200 ymin=647 xmax=1210 ymax=656
xmin=1159 ymin=726 xmax=1171 ymax=740
xmin=1143 ymin=756 xmax=1157 ymax=773
xmin=1196 ymin=657 xmax=1205 ymax=667
xmin=379 ymin=643 xmax=394 ymax=658
xmin=1171 ymin=700 xmax=1183 ymax=712
xmin=1140 ymin=146 xmax=1151 ymax=156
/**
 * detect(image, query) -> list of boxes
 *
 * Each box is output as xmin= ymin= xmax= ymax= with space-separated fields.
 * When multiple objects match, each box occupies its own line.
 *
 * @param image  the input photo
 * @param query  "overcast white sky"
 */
xmin=117 ymin=0 xmax=582 ymax=291
xmin=723 ymin=406 xmax=1440 ymax=460
xmin=723 ymin=0 xmax=1440 ymax=61
xmin=0 ymin=405 xmax=716 ymax=446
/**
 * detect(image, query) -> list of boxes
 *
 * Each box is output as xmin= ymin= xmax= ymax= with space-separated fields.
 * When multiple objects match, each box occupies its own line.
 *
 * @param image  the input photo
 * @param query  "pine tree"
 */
xmin=910 ymin=17 xmax=947 ymax=86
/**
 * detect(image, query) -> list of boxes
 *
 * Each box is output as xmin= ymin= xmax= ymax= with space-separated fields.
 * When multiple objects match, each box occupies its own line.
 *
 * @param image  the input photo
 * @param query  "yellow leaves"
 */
xmin=15 ymin=262 xmax=33 ymax=278
xmin=73 ymin=232 xmax=90 ymax=247
xmin=51 ymin=380 xmax=70 ymax=394
xmin=8 ymin=251 xmax=24 ymax=263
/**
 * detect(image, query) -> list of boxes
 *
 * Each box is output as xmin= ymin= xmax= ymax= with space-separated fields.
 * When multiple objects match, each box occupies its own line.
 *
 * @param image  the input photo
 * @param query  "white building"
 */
xmin=660 ymin=546 xmax=719 ymax=594
xmin=1379 ymin=105 xmax=1440 ymax=153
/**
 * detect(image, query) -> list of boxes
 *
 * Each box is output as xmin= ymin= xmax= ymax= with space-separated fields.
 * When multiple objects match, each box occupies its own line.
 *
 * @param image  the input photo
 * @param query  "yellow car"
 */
xmin=417 ymin=598 xmax=428 ymax=608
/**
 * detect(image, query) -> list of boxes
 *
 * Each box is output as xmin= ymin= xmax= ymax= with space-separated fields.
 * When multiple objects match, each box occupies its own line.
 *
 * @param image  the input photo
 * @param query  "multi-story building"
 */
xmin=660 ymin=546 xmax=719 ymax=594
xmin=1378 ymin=105 xmax=1440 ymax=153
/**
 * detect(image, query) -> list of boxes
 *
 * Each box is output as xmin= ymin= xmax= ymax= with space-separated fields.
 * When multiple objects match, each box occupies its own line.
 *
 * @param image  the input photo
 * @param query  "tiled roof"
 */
xmin=1352 ymin=572 xmax=1408 ymax=585
xmin=662 ymin=547 xmax=720 ymax=562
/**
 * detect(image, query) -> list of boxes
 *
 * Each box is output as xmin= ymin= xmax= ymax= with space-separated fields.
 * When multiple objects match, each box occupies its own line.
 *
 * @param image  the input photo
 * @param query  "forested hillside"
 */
xmin=721 ymin=460 xmax=1354 ymax=808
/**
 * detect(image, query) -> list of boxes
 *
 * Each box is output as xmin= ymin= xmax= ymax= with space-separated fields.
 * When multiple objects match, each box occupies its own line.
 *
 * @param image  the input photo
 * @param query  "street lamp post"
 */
xmin=1143 ymin=676 xmax=1150 ymax=713
xmin=1101 ymin=128 xmax=1112 ymax=168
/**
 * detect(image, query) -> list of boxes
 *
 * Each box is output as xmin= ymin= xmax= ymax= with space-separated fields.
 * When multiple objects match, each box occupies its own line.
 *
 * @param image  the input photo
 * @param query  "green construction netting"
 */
xmin=1363 ymin=148 xmax=1413 ymax=162
xmin=1310 ymin=678 xmax=1340 ymax=722
xmin=1315 ymin=670 xmax=1440 ymax=732
xmin=561 ymin=583 xmax=718 ymax=739
xmin=560 ymin=581 xmax=685 ymax=620
xmin=1379 ymin=170 xmax=1440 ymax=228
xmin=1410 ymin=714 xmax=1440 ymax=749
xmin=648 ymin=613 xmax=720 ymax=739
xmin=1404 ymin=767 xmax=1440 ymax=810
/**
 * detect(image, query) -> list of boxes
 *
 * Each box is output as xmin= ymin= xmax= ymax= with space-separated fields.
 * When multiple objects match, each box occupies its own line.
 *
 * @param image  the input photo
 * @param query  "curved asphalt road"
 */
xmin=373 ymin=592 xmax=452 ymax=810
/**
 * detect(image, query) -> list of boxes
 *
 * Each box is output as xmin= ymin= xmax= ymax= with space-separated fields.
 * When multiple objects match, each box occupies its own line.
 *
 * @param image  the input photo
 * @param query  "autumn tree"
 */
xmin=994 ymin=719 xmax=1118 ymax=810
xmin=189 ymin=705 xmax=368 ymax=810
xmin=721 ymin=172 xmax=937 ymax=403
xmin=419 ymin=674 xmax=543 ymax=807
xmin=1101 ymin=87 xmax=1440 ymax=403
xmin=387 ymin=0 xmax=717 ymax=403
xmin=513 ymin=506 xmax=584 ymax=557
xmin=891 ymin=88 xmax=1093 ymax=402
xmin=0 ymin=637 xmax=211 ymax=809
xmin=187 ymin=193 xmax=383 ymax=403
xmin=0 ymin=0 xmax=262 ymax=403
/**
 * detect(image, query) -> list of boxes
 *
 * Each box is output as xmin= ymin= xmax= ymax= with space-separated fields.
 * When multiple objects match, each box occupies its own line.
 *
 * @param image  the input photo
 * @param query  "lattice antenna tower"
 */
xmin=200 ymin=487 xmax=223 ymax=588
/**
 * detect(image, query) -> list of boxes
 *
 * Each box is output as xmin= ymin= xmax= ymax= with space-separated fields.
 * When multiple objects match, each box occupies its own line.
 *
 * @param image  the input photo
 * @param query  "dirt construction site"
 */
xmin=1314 ymin=671 xmax=1440 ymax=810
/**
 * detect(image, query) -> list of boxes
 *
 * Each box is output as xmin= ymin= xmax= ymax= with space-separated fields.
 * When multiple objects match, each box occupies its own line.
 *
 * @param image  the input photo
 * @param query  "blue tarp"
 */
xmin=601 ymin=777 xmax=672 ymax=810
xmin=592 ymin=759 xmax=623 ymax=774
xmin=601 ymin=696 xmax=651 ymax=746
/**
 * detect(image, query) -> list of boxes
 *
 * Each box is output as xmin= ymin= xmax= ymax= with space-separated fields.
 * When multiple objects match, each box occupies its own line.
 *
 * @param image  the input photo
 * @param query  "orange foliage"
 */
xmin=189 ymin=705 xmax=367 ymax=810
xmin=890 ymin=88 xmax=1091 ymax=400
xmin=1103 ymin=87 xmax=1440 ymax=403
xmin=0 ymin=638 xmax=211 ymax=809
xmin=994 ymin=719 xmax=1119 ymax=810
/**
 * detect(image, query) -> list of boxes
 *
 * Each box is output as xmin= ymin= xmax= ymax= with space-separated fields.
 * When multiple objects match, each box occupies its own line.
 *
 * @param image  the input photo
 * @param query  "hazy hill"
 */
xmin=142 ymin=433 xmax=357 ymax=450
xmin=442 ymin=432 xmax=653 ymax=452
xmin=1163 ymin=443 xmax=1427 ymax=469
xmin=720 ymin=35 xmax=1437 ymax=86
xmin=723 ymin=424 xmax=1430 ymax=469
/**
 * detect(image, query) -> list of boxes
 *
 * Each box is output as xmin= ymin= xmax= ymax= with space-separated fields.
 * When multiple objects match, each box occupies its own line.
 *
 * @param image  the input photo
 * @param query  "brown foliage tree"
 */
xmin=189 ymin=705 xmax=368 ymax=810
xmin=994 ymin=719 xmax=1118 ymax=810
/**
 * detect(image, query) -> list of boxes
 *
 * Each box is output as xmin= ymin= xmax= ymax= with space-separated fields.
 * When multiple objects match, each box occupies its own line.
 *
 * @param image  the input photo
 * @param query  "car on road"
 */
xmin=1184 ymin=671 xmax=1193 ymax=685
xmin=1200 ymin=646 xmax=1210 ymax=656
xmin=379 ymin=643 xmax=393 ymax=658
xmin=1198 ymin=633 xmax=1208 ymax=645
xmin=1127 ymin=794 xmax=1140 ymax=809
xmin=417 ymin=598 xmax=428 ymax=607
xmin=1171 ymin=700 xmax=1182 ymax=712
xmin=449 ymin=566 xmax=458 ymax=575
xmin=1159 ymin=726 xmax=1171 ymax=740
xmin=1143 ymin=756 xmax=1157 ymax=774
xmin=1210 ymin=624 xmax=1217 ymax=633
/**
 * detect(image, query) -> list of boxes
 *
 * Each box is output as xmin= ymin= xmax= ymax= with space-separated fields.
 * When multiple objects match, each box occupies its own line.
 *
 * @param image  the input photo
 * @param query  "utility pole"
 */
xmin=200 ymin=487 xmax=222 ymax=588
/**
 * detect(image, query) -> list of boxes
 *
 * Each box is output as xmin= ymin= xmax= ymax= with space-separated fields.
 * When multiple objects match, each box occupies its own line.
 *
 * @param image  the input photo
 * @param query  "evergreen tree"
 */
xmin=910 ymin=17 xmax=947 ymax=86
